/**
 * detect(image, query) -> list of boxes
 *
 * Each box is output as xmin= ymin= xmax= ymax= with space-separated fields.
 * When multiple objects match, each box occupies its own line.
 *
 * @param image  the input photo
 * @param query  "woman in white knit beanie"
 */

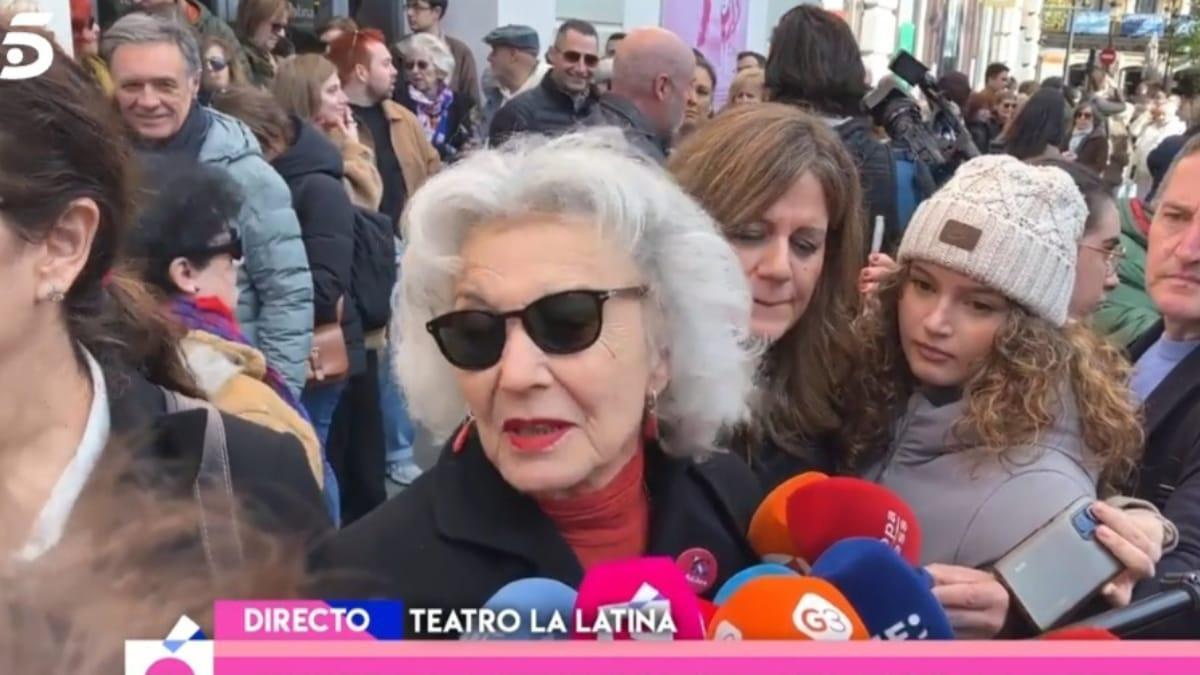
xmin=841 ymin=155 xmax=1150 ymax=630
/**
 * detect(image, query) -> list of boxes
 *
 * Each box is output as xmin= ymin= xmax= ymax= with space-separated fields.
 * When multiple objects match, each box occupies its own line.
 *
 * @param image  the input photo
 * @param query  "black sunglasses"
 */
xmin=180 ymin=229 xmax=243 ymax=263
xmin=562 ymin=50 xmax=600 ymax=68
xmin=406 ymin=59 xmax=430 ymax=71
xmin=271 ymin=22 xmax=288 ymax=35
xmin=426 ymin=287 xmax=646 ymax=370
xmin=206 ymin=57 xmax=228 ymax=72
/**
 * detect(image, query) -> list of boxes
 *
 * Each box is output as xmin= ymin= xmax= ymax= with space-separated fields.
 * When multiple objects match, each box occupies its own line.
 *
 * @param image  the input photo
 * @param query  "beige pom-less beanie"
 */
xmin=897 ymin=155 xmax=1088 ymax=326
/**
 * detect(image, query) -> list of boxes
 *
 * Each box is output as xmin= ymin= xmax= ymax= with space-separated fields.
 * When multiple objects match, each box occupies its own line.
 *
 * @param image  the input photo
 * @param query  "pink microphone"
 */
xmin=571 ymin=557 xmax=706 ymax=640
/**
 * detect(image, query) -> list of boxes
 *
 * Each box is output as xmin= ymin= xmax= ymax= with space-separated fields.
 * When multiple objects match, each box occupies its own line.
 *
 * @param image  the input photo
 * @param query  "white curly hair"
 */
xmin=394 ymin=130 xmax=756 ymax=458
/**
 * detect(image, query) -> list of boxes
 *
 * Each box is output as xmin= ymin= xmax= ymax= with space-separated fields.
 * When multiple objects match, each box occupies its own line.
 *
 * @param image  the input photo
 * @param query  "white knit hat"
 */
xmin=897 ymin=155 xmax=1088 ymax=326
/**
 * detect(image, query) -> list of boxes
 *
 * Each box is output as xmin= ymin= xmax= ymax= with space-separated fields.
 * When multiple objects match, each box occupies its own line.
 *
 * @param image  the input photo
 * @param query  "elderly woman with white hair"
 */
xmin=316 ymin=132 xmax=763 ymax=631
xmin=396 ymin=32 xmax=478 ymax=161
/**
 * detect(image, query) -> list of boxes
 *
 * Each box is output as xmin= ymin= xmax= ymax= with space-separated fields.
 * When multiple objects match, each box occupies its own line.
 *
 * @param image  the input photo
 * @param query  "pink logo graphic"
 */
xmin=145 ymin=658 xmax=194 ymax=675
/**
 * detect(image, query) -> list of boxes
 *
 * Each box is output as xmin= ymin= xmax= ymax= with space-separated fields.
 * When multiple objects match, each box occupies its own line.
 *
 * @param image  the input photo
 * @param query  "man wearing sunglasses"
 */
xmin=589 ymin=27 xmax=696 ymax=164
xmin=488 ymin=19 xmax=601 ymax=147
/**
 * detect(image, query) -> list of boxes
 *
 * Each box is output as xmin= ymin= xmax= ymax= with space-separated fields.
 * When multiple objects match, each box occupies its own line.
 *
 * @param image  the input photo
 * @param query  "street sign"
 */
xmin=1099 ymin=47 xmax=1117 ymax=66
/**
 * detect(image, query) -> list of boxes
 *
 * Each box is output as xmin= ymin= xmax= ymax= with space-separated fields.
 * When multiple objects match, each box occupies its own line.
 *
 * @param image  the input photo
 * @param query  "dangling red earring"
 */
xmin=453 ymin=414 xmax=475 ymax=453
xmin=642 ymin=391 xmax=659 ymax=442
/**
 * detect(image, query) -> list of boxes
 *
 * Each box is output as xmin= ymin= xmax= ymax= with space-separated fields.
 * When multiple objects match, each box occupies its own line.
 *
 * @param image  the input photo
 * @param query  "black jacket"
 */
xmin=271 ymin=118 xmax=366 ymax=378
xmin=1126 ymin=323 xmax=1200 ymax=637
xmin=488 ymin=72 xmax=600 ymax=147
xmin=394 ymin=86 xmax=477 ymax=162
xmin=71 ymin=368 xmax=330 ymax=553
xmin=747 ymin=435 xmax=837 ymax=494
xmin=967 ymin=120 xmax=993 ymax=157
xmin=589 ymin=94 xmax=670 ymax=164
xmin=312 ymin=431 xmax=763 ymax=636
xmin=830 ymin=117 xmax=899 ymax=257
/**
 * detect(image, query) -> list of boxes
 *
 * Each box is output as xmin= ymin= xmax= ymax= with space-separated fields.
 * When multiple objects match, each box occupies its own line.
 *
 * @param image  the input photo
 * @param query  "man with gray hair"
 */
xmin=1124 ymin=134 xmax=1200 ymax=637
xmin=590 ymin=27 xmax=696 ymax=163
xmin=104 ymin=11 xmax=314 ymax=395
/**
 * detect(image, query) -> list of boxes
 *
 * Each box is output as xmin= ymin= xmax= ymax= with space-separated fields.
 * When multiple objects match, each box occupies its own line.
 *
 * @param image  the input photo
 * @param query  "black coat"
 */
xmin=488 ymin=72 xmax=600 ymax=147
xmin=831 ymin=117 xmax=900 ymax=257
xmin=747 ymin=435 xmax=838 ymax=494
xmin=312 ymin=431 xmax=763 ymax=636
xmin=589 ymin=94 xmax=669 ymax=164
xmin=71 ymin=368 xmax=330 ymax=552
xmin=271 ymin=117 xmax=366 ymax=377
xmin=1127 ymin=322 xmax=1200 ymax=638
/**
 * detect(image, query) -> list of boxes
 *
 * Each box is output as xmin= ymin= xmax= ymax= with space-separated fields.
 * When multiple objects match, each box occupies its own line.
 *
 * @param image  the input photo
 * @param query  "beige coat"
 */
xmin=181 ymin=330 xmax=323 ymax=487
xmin=382 ymin=101 xmax=442 ymax=234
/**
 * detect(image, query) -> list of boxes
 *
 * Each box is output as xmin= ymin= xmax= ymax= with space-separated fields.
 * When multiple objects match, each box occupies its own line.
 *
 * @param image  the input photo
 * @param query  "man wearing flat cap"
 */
xmin=480 ymin=24 xmax=549 ymax=133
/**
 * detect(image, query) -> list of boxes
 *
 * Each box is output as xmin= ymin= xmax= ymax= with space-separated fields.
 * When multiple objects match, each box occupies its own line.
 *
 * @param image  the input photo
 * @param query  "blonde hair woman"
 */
xmin=726 ymin=67 xmax=764 ymax=109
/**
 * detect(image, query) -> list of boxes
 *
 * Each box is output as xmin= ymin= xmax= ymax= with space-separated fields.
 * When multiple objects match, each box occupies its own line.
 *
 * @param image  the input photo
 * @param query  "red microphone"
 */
xmin=747 ymin=472 xmax=828 ymax=570
xmin=572 ymin=557 xmax=706 ymax=640
xmin=1040 ymin=626 xmax=1120 ymax=640
xmin=707 ymin=575 xmax=869 ymax=640
xmin=786 ymin=477 xmax=922 ymax=566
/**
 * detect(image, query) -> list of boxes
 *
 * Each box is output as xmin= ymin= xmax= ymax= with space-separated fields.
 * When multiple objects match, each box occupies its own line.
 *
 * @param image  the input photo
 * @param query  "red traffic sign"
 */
xmin=1099 ymin=47 xmax=1117 ymax=67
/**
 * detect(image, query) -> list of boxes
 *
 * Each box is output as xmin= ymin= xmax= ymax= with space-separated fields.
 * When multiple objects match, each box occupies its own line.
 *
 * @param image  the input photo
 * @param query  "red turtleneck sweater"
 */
xmin=536 ymin=451 xmax=650 ymax=571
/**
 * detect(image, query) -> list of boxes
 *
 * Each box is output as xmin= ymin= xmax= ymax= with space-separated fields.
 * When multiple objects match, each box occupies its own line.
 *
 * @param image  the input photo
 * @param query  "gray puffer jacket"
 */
xmin=862 ymin=387 xmax=1101 ymax=568
xmin=198 ymin=110 xmax=313 ymax=395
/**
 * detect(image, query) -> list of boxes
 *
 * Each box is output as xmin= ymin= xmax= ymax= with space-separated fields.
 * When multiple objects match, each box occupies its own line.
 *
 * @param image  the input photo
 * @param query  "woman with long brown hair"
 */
xmin=670 ymin=103 xmax=865 ymax=489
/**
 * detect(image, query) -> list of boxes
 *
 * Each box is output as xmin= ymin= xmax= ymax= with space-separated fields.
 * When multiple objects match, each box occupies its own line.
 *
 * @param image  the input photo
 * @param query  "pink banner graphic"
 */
xmin=214 ymin=601 xmax=384 ymax=641
xmin=661 ymin=0 xmax=749 ymax=108
xmin=212 ymin=641 xmax=1200 ymax=675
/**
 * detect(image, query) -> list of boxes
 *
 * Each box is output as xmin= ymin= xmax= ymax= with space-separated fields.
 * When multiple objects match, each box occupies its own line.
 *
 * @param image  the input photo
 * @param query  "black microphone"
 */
xmin=1068 ymin=572 xmax=1200 ymax=637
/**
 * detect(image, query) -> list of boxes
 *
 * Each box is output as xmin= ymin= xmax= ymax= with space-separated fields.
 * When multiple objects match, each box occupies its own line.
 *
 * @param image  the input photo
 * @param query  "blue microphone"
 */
xmin=461 ymin=578 xmax=578 ymax=640
xmin=810 ymin=537 xmax=953 ymax=640
xmin=712 ymin=563 xmax=799 ymax=606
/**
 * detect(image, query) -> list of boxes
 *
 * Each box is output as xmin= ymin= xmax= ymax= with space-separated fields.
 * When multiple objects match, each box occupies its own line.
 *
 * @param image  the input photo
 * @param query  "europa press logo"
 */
xmin=124 ymin=616 xmax=213 ymax=675
xmin=0 ymin=12 xmax=54 ymax=80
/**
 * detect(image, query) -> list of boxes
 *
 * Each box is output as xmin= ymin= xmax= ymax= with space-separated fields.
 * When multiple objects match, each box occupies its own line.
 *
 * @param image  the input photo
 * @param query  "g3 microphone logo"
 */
xmin=791 ymin=593 xmax=854 ymax=641
xmin=1 ymin=13 xmax=54 ymax=80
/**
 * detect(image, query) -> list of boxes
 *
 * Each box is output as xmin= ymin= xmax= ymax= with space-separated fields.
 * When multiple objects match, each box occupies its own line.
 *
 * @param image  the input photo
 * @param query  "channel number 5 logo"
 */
xmin=1 ymin=13 xmax=54 ymax=80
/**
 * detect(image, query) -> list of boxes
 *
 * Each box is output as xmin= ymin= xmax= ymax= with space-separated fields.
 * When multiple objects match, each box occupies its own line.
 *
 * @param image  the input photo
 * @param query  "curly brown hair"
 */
xmin=669 ymin=103 xmax=865 ymax=462
xmin=843 ymin=263 xmax=1143 ymax=491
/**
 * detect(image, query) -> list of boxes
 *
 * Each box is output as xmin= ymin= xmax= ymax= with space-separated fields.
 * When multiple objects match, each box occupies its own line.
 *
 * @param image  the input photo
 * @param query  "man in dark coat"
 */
xmin=488 ymin=19 xmax=602 ymax=147
xmin=587 ymin=27 xmax=694 ymax=165
xmin=1125 ymin=135 xmax=1200 ymax=638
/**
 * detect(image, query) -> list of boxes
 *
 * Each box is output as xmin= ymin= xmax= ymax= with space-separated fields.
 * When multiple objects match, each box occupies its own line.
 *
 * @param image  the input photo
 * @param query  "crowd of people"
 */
xmin=0 ymin=1 xmax=1198 ymax=667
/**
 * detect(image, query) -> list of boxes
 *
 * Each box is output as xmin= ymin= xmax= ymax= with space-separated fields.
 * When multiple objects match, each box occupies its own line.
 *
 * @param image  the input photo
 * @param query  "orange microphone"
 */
xmin=707 ymin=575 xmax=869 ymax=641
xmin=747 ymin=472 xmax=828 ymax=571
